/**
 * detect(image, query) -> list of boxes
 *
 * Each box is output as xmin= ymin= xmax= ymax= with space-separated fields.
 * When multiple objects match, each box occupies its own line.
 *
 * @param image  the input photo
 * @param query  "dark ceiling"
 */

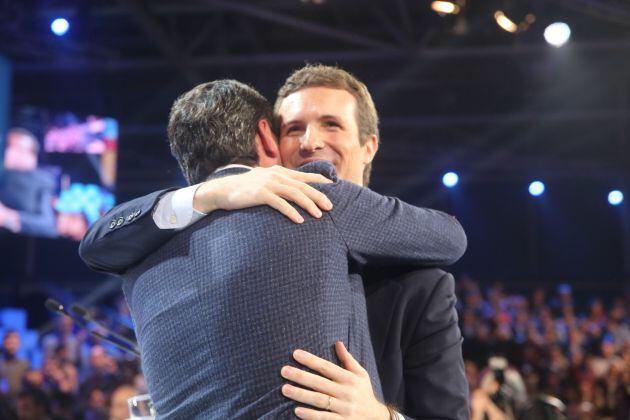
xmin=1 ymin=0 xmax=629 ymax=200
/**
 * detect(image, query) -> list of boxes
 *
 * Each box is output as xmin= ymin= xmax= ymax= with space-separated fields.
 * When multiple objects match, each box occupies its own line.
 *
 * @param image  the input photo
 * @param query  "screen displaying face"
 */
xmin=0 ymin=111 xmax=117 ymax=241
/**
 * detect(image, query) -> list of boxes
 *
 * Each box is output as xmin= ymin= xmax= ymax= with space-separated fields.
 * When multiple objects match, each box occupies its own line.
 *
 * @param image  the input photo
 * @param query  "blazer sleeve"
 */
xmin=78 ymin=188 xmax=178 ymax=274
xmin=322 ymin=180 xmax=467 ymax=270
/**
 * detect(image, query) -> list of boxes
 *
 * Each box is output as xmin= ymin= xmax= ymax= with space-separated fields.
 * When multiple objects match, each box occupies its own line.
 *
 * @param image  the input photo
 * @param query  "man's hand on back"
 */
xmin=281 ymin=341 xmax=391 ymax=420
xmin=193 ymin=165 xmax=333 ymax=224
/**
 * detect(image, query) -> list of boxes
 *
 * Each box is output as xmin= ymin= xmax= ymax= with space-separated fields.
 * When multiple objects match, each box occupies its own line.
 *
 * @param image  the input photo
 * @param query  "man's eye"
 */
xmin=285 ymin=126 xmax=302 ymax=134
xmin=324 ymin=121 xmax=340 ymax=128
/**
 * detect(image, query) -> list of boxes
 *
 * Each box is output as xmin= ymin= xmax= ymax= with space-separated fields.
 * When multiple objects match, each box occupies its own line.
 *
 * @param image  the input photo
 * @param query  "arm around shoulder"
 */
xmin=324 ymin=181 xmax=467 ymax=270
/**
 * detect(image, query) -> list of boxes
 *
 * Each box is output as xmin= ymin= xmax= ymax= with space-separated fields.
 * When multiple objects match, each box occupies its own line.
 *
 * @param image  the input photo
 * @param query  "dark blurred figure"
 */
xmin=83 ymin=388 xmax=108 ymax=420
xmin=0 ymin=330 xmax=30 ymax=400
xmin=80 ymin=346 xmax=120 ymax=400
xmin=42 ymin=345 xmax=79 ymax=420
xmin=41 ymin=312 xmax=85 ymax=367
xmin=16 ymin=388 xmax=51 ymax=420
xmin=0 ymin=128 xmax=56 ymax=237
xmin=0 ymin=393 xmax=17 ymax=420
xmin=42 ymin=345 xmax=79 ymax=395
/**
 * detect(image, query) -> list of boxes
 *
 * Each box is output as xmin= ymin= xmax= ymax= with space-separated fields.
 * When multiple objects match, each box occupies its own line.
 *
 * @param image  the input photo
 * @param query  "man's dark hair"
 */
xmin=168 ymin=80 xmax=274 ymax=185
xmin=17 ymin=388 xmax=50 ymax=413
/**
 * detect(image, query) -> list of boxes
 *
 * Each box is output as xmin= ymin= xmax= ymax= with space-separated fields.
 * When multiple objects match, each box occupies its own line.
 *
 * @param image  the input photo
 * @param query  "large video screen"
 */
xmin=0 ymin=111 xmax=117 ymax=241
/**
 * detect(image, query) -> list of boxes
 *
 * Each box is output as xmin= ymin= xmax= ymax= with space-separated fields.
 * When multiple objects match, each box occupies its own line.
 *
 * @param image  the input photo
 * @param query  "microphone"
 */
xmin=44 ymin=298 xmax=140 ymax=357
xmin=44 ymin=298 xmax=67 ymax=314
xmin=70 ymin=303 xmax=139 ymax=353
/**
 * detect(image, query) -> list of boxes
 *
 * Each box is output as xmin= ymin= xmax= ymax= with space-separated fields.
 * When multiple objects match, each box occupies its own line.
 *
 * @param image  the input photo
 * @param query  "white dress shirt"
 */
xmin=152 ymin=164 xmax=252 ymax=229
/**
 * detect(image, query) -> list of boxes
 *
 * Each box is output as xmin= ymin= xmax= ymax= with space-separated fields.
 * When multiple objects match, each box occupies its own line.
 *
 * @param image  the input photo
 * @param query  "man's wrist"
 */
xmin=193 ymin=179 xmax=221 ymax=214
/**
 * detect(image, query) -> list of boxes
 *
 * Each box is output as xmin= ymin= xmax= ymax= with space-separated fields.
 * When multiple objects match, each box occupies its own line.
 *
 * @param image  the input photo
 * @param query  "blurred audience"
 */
xmin=460 ymin=279 xmax=629 ymax=420
xmin=0 ymin=280 xmax=628 ymax=419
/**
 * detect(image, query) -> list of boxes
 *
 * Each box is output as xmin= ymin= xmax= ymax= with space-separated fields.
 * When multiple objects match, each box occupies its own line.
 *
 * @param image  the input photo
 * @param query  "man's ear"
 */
xmin=362 ymin=134 xmax=379 ymax=165
xmin=255 ymin=119 xmax=280 ymax=163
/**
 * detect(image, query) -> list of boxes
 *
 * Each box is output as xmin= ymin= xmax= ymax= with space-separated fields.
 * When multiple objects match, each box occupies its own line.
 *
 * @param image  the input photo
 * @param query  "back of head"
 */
xmin=17 ymin=388 xmax=49 ymax=420
xmin=168 ymin=79 xmax=273 ymax=185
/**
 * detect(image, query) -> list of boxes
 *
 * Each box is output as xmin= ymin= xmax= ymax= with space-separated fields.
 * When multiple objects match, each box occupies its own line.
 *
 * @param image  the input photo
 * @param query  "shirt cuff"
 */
xmin=152 ymin=184 xmax=206 ymax=229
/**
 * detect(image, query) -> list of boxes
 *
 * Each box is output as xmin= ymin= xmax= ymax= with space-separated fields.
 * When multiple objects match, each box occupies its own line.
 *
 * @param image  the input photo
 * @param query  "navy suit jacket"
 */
xmin=366 ymin=268 xmax=469 ymax=419
xmin=79 ymin=162 xmax=468 ymax=419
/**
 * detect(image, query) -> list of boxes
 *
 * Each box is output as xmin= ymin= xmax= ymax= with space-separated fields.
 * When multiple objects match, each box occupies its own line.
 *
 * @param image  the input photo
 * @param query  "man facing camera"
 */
xmin=0 ymin=128 xmax=56 ymax=237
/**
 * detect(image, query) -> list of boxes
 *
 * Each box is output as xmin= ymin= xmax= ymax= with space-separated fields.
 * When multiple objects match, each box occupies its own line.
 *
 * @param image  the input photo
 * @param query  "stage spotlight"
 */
xmin=431 ymin=1 xmax=461 ymax=15
xmin=442 ymin=172 xmax=459 ymax=188
xmin=494 ymin=11 xmax=536 ymax=34
xmin=608 ymin=190 xmax=624 ymax=206
xmin=51 ymin=18 xmax=70 ymax=36
xmin=528 ymin=181 xmax=545 ymax=197
xmin=494 ymin=11 xmax=518 ymax=33
xmin=544 ymin=22 xmax=571 ymax=47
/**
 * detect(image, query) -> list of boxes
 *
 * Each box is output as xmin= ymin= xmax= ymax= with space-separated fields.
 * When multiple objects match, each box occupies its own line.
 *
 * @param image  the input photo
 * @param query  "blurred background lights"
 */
xmin=544 ymin=22 xmax=571 ymax=47
xmin=431 ymin=1 xmax=461 ymax=15
xmin=529 ymin=181 xmax=545 ymax=196
xmin=608 ymin=190 xmax=624 ymax=206
xmin=494 ymin=11 xmax=518 ymax=33
xmin=51 ymin=18 xmax=70 ymax=36
xmin=442 ymin=172 xmax=459 ymax=188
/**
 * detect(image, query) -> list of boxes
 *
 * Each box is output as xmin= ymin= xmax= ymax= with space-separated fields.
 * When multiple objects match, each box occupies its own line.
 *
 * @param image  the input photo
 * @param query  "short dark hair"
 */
xmin=18 ymin=388 xmax=50 ymax=412
xmin=168 ymin=80 xmax=274 ymax=185
xmin=3 ymin=330 xmax=18 ymax=340
xmin=275 ymin=64 xmax=379 ymax=186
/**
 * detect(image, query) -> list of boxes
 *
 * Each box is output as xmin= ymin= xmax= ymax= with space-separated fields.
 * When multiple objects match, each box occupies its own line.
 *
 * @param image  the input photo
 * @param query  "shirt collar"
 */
xmin=213 ymin=163 xmax=253 ymax=173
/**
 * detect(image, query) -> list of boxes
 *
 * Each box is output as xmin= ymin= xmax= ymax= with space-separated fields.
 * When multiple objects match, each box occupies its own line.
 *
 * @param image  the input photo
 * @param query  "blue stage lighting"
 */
xmin=529 ymin=181 xmax=545 ymax=196
xmin=442 ymin=172 xmax=459 ymax=188
xmin=608 ymin=190 xmax=624 ymax=206
xmin=51 ymin=18 xmax=70 ymax=36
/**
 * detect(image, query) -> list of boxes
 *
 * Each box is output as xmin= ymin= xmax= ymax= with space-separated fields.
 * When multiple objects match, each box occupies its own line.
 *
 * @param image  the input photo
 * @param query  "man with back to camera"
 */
xmin=80 ymin=66 xmax=469 ymax=419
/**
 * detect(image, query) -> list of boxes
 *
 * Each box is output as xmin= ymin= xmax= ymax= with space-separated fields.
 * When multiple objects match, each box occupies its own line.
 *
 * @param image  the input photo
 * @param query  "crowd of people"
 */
xmin=0 ymin=279 xmax=628 ymax=419
xmin=0 ymin=299 xmax=145 ymax=420
xmin=459 ymin=278 xmax=629 ymax=420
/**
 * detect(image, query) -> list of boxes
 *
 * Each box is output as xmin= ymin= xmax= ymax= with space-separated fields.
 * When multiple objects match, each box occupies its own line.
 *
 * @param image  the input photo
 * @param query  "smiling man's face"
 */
xmin=277 ymin=87 xmax=377 ymax=186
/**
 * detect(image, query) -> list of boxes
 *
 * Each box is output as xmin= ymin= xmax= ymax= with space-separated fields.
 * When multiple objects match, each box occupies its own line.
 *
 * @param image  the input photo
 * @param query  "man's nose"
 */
xmin=300 ymin=127 xmax=325 ymax=152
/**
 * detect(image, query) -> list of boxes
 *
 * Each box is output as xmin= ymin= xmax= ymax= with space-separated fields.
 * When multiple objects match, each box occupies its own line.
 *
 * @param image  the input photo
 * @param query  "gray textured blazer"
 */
xmin=82 ymin=161 xmax=467 ymax=419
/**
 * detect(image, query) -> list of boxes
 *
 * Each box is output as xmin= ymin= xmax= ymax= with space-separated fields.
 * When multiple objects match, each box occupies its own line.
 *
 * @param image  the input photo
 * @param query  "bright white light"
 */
xmin=529 ymin=181 xmax=545 ymax=196
xmin=544 ymin=22 xmax=571 ymax=47
xmin=51 ymin=18 xmax=70 ymax=36
xmin=442 ymin=172 xmax=459 ymax=188
xmin=431 ymin=1 xmax=461 ymax=15
xmin=608 ymin=190 xmax=624 ymax=206
xmin=494 ymin=11 xmax=518 ymax=33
